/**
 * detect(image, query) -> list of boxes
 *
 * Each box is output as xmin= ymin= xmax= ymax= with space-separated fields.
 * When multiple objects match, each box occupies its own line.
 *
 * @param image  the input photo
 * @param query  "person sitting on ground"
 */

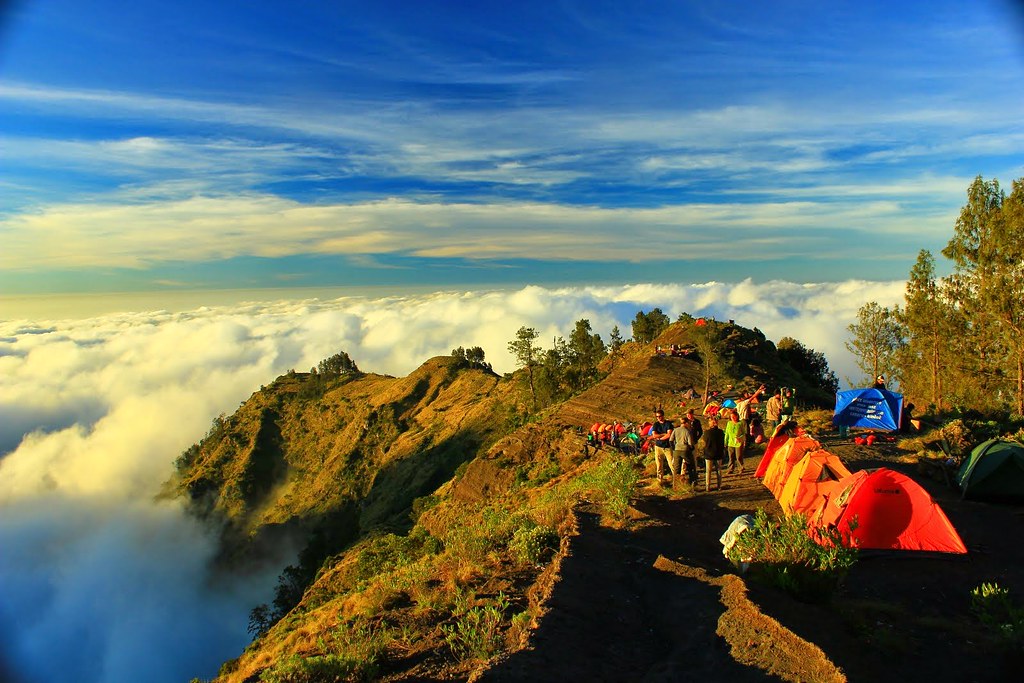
xmin=900 ymin=404 xmax=921 ymax=432
xmin=772 ymin=419 xmax=801 ymax=439
xmin=749 ymin=411 xmax=765 ymax=444
xmin=702 ymin=417 xmax=726 ymax=491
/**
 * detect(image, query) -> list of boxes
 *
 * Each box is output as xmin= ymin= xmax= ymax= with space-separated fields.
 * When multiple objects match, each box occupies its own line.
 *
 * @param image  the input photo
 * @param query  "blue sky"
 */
xmin=2 ymin=0 xmax=1023 ymax=295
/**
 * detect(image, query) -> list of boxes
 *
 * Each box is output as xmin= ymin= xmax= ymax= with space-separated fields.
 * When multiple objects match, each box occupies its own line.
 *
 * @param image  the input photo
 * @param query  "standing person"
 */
xmin=645 ymin=409 xmax=675 ymax=485
xmin=724 ymin=410 xmax=748 ymax=473
xmin=873 ymin=375 xmax=887 ymax=390
xmin=764 ymin=388 xmax=783 ymax=435
xmin=673 ymin=416 xmax=698 ymax=486
xmin=686 ymin=408 xmax=704 ymax=473
xmin=780 ymin=387 xmax=797 ymax=424
xmin=702 ymin=417 xmax=726 ymax=491
xmin=734 ymin=384 xmax=765 ymax=421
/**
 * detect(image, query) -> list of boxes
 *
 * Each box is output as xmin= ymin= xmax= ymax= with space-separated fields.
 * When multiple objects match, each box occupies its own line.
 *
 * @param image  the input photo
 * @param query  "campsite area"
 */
xmin=480 ymin=412 xmax=1024 ymax=683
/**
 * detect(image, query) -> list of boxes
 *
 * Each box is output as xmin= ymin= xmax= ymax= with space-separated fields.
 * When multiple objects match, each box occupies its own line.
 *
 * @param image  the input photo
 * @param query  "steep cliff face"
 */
xmin=170 ymin=356 xmax=520 ymax=562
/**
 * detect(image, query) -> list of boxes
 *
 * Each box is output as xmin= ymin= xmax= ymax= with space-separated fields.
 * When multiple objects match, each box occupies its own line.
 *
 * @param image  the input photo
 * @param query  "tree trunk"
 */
xmin=1017 ymin=354 xmax=1023 ymax=417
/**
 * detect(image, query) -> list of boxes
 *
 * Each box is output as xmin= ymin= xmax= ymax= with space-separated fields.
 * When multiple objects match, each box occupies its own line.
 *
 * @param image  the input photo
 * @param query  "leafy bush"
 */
xmin=971 ymin=581 xmax=1024 ymax=644
xmin=355 ymin=528 xmax=441 ymax=582
xmin=726 ymin=509 xmax=858 ymax=603
xmin=442 ymin=593 xmax=509 ymax=661
xmin=508 ymin=524 xmax=559 ymax=565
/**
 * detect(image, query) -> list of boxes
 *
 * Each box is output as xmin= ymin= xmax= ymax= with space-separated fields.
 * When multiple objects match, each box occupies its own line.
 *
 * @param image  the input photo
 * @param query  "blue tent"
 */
xmin=833 ymin=388 xmax=903 ymax=431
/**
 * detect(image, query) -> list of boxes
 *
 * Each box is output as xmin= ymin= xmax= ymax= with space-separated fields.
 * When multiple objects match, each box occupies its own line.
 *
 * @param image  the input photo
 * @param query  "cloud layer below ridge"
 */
xmin=0 ymin=280 xmax=904 ymax=682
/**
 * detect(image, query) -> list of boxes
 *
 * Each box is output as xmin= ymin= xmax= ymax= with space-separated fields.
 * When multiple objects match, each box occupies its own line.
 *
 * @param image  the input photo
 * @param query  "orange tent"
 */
xmin=762 ymin=436 xmax=823 ymax=499
xmin=754 ymin=433 xmax=789 ymax=477
xmin=808 ymin=468 xmax=967 ymax=554
xmin=777 ymin=450 xmax=852 ymax=515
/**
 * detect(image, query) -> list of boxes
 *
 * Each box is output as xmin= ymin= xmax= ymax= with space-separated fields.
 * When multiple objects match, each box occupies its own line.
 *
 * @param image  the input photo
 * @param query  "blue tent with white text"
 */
xmin=832 ymin=388 xmax=903 ymax=432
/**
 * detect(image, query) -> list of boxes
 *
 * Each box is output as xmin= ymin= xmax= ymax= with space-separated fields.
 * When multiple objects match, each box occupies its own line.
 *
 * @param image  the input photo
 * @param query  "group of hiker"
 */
xmin=654 ymin=344 xmax=695 ymax=358
xmin=588 ymin=383 xmax=804 ymax=493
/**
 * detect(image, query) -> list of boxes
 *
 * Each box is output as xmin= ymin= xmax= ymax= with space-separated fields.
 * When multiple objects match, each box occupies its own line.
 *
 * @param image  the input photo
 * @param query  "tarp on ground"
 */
xmin=957 ymin=439 xmax=1024 ymax=502
xmin=808 ymin=468 xmax=967 ymax=554
xmin=762 ymin=436 xmax=824 ymax=500
xmin=833 ymin=388 xmax=903 ymax=432
xmin=777 ymin=450 xmax=852 ymax=515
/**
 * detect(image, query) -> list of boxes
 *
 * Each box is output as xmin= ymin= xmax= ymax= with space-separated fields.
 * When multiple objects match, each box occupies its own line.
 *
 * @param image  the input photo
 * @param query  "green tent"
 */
xmin=957 ymin=439 xmax=1024 ymax=501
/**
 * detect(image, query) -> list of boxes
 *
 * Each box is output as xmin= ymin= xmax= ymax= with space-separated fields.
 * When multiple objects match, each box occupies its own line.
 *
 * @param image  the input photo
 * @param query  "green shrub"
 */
xmin=442 ymin=593 xmax=509 ymax=661
xmin=259 ymin=653 xmax=370 ymax=683
xmin=355 ymin=529 xmax=440 ymax=582
xmin=971 ymin=581 xmax=1024 ymax=644
xmin=574 ymin=455 xmax=639 ymax=518
xmin=409 ymin=495 xmax=440 ymax=523
xmin=727 ymin=509 xmax=858 ymax=603
xmin=508 ymin=525 xmax=559 ymax=565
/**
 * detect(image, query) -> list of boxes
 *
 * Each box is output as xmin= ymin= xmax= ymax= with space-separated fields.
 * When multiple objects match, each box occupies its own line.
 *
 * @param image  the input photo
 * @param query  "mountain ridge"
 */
xmin=170 ymin=318 xmax=841 ymax=681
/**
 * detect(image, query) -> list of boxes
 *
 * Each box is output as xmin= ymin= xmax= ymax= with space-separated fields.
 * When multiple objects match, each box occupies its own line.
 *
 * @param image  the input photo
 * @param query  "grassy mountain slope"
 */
xmin=170 ymin=356 xmax=524 ymax=565
xmin=175 ymin=319 xmax=840 ymax=681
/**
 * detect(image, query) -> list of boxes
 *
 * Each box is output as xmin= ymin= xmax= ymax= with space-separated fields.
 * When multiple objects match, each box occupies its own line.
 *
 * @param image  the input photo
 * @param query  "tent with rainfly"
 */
xmin=833 ymin=387 xmax=904 ymax=432
xmin=777 ymin=450 xmax=852 ymax=515
xmin=956 ymin=439 xmax=1024 ymax=502
xmin=808 ymin=468 xmax=967 ymax=554
xmin=762 ymin=436 xmax=823 ymax=500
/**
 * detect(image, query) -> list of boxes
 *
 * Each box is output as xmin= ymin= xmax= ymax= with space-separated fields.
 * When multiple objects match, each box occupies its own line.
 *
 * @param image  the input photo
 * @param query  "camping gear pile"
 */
xmin=754 ymin=430 xmax=967 ymax=554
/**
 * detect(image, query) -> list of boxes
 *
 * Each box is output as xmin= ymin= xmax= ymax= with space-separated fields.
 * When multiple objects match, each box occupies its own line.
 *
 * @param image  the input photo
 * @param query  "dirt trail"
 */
xmin=482 ymin=441 xmax=1024 ymax=683
xmin=483 ymin=468 xmax=839 ymax=682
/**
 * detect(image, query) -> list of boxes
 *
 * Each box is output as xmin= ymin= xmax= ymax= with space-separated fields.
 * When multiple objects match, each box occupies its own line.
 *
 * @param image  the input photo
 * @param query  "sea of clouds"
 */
xmin=0 ymin=280 xmax=904 ymax=683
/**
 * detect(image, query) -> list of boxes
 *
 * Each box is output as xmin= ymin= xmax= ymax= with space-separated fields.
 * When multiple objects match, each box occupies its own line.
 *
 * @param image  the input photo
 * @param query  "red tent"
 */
xmin=808 ymin=468 xmax=967 ymax=554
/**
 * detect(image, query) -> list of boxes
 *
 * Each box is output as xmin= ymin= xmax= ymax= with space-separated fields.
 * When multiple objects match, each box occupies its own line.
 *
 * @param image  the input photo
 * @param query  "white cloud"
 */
xmin=0 ymin=192 xmax=959 ymax=272
xmin=0 ymin=280 xmax=904 ymax=682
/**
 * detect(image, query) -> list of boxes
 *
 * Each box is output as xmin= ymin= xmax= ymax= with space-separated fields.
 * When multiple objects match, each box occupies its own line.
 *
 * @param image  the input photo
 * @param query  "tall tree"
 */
xmin=845 ymin=301 xmax=904 ymax=386
xmin=943 ymin=176 xmax=1024 ymax=414
xmin=691 ymin=320 xmax=726 ymax=405
xmin=631 ymin=308 xmax=670 ymax=344
xmin=567 ymin=318 xmax=606 ymax=390
xmin=508 ymin=326 xmax=541 ymax=410
xmin=902 ymin=250 xmax=953 ymax=409
xmin=777 ymin=337 xmax=839 ymax=395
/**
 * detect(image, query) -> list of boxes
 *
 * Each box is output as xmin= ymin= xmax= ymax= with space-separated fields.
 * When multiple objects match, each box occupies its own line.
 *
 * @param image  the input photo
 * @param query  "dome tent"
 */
xmin=833 ymin=388 xmax=903 ymax=432
xmin=777 ymin=450 xmax=852 ymax=516
xmin=808 ymin=468 xmax=967 ymax=554
xmin=761 ymin=435 xmax=823 ymax=500
xmin=957 ymin=439 xmax=1024 ymax=502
